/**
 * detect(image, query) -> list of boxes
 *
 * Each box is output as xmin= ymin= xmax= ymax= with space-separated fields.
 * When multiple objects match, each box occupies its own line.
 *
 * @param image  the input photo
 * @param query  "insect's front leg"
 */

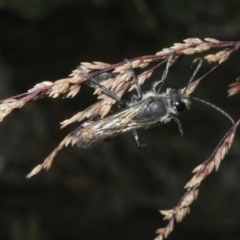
xmin=132 ymin=130 xmax=158 ymax=150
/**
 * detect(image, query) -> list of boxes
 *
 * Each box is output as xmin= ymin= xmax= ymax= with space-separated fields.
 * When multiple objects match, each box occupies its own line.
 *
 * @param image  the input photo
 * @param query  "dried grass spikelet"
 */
xmin=174 ymin=38 xmax=203 ymax=48
xmin=176 ymin=207 xmax=191 ymax=223
xmin=66 ymin=85 xmax=81 ymax=98
xmin=28 ymin=75 xmax=85 ymax=99
xmin=155 ymin=219 xmax=174 ymax=240
xmin=171 ymin=43 xmax=188 ymax=50
xmin=60 ymin=99 xmax=116 ymax=128
xmin=80 ymin=61 xmax=111 ymax=70
xmin=184 ymin=172 xmax=206 ymax=189
xmin=28 ymin=81 xmax=54 ymax=93
xmin=204 ymin=49 xmax=232 ymax=64
xmin=128 ymin=68 xmax=154 ymax=91
xmin=26 ymin=131 xmax=77 ymax=178
xmin=181 ymin=48 xmax=197 ymax=55
xmin=228 ymin=76 xmax=240 ymax=96
xmin=155 ymin=120 xmax=240 ymax=240
xmin=180 ymin=189 xmax=199 ymax=208
xmin=155 ymin=38 xmax=240 ymax=64
xmin=93 ymin=78 xmax=115 ymax=95
xmin=182 ymin=43 xmax=211 ymax=55
xmin=159 ymin=210 xmax=174 ymax=220
xmin=0 ymin=99 xmax=26 ymax=122
xmin=180 ymin=43 xmax=211 ymax=55
xmin=131 ymin=59 xmax=149 ymax=68
xmin=170 ymin=38 xmax=212 ymax=55
xmin=204 ymin=38 xmax=220 ymax=43
xmin=137 ymin=69 xmax=154 ymax=85
xmin=194 ymin=43 xmax=211 ymax=53
xmin=49 ymin=79 xmax=70 ymax=98
xmin=185 ymin=120 xmax=238 ymax=189
xmin=99 ymin=104 xmax=112 ymax=118
xmin=183 ymin=38 xmax=204 ymax=44
xmin=44 ymin=62 xmax=113 ymax=99
xmin=156 ymin=48 xmax=172 ymax=56
xmin=113 ymin=59 xmax=149 ymax=73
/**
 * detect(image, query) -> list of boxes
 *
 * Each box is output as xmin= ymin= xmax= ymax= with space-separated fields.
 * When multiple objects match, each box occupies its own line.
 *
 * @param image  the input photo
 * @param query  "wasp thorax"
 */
xmin=133 ymin=96 xmax=167 ymax=121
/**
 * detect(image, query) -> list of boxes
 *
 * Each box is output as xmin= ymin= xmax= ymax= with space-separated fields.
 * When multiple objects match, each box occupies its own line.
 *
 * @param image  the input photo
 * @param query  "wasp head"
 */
xmin=167 ymin=88 xmax=191 ymax=115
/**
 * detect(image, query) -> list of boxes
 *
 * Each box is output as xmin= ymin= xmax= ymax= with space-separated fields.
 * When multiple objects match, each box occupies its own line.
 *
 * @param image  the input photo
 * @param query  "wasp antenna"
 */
xmin=191 ymin=96 xmax=234 ymax=124
xmin=153 ymin=50 xmax=175 ymax=93
xmin=187 ymin=58 xmax=203 ymax=86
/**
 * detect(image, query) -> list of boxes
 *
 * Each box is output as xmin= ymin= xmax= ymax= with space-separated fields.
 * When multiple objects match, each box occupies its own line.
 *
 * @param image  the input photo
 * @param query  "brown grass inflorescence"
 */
xmin=1 ymin=38 xmax=240 ymax=239
xmin=155 ymin=120 xmax=240 ymax=240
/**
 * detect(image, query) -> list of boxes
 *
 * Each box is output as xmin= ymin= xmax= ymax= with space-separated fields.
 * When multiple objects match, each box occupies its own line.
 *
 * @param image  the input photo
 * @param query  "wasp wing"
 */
xmin=74 ymin=100 xmax=156 ymax=148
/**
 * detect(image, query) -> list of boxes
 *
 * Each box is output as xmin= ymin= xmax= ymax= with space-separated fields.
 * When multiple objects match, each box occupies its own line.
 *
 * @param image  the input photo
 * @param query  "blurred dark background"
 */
xmin=0 ymin=1 xmax=240 ymax=240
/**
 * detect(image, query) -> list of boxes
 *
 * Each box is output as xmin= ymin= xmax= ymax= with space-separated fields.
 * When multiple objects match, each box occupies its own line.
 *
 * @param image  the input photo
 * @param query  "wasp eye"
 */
xmin=174 ymin=101 xmax=186 ymax=112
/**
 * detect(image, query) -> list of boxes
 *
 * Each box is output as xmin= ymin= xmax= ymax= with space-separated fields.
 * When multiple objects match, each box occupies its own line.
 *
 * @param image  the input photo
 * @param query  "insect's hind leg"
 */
xmin=132 ymin=130 xmax=158 ymax=150
xmin=78 ymin=66 xmax=126 ymax=105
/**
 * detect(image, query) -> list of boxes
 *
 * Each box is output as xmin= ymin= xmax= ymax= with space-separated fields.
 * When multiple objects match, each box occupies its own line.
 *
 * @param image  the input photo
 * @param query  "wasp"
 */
xmin=75 ymin=52 xmax=234 ymax=149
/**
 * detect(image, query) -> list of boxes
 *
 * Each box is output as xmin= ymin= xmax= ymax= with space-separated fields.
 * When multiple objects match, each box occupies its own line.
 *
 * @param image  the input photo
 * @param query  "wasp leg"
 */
xmin=152 ymin=50 xmax=175 ymax=93
xmin=172 ymin=116 xmax=184 ymax=137
xmin=85 ymin=72 xmax=116 ymax=88
xmin=78 ymin=66 xmax=126 ymax=105
xmin=132 ymin=130 xmax=157 ymax=150
xmin=124 ymin=59 xmax=142 ymax=100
